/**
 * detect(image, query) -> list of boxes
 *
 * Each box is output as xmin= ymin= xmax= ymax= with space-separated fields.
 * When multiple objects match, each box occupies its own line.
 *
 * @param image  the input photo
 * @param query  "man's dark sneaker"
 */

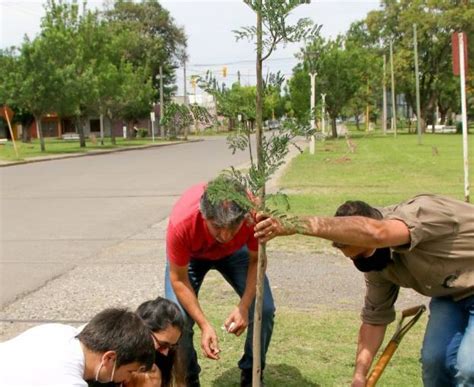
xmin=240 ymin=369 xmax=264 ymax=387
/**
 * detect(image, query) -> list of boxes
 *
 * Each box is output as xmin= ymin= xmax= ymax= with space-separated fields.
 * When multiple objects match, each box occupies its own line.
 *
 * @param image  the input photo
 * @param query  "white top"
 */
xmin=0 ymin=324 xmax=86 ymax=386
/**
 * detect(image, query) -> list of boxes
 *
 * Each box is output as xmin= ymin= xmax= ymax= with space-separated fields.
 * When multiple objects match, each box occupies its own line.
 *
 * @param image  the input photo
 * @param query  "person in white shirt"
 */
xmin=0 ymin=308 xmax=155 ymax=386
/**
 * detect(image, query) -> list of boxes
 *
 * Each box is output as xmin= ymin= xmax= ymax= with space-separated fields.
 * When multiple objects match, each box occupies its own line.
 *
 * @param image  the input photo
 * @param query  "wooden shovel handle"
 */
xmin=366 ymin=341 xmax=399 ymax=387
xmin=402 ymin=304 xmax=425 ymax=318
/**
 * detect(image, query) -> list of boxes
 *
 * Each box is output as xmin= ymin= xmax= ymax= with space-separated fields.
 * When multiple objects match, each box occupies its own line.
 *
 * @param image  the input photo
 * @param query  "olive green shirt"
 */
xmin=361 ymin=194 xmax=474 ymax=325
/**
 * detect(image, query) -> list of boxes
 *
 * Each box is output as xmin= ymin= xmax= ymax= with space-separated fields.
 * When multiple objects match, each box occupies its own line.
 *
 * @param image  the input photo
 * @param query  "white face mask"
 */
xmin=95 ymin=357 xmax=116 ymax=383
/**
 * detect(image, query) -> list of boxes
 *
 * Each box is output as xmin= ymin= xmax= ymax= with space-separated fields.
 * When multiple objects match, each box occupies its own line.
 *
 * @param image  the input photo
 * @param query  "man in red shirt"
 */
xmin=164 ymin=177 xmax=275 ymax=387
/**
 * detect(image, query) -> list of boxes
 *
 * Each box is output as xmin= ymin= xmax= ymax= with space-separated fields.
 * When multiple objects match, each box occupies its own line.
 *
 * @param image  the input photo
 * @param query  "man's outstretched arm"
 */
xmin=254 ymin=214 xmax=410 ymax=248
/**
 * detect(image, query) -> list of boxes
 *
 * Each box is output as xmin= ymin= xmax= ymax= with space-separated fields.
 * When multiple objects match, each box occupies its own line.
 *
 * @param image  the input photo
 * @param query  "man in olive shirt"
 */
xmin=254 ymin=194 xmax=474 ymax=387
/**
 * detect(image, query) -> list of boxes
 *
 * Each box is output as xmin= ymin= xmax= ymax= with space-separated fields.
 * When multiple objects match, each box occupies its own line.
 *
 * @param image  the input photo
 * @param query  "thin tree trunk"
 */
xmin=77 ymin=117 xmax=86 ymax=148
xmin=35 ymin=115 xmax=46 ymax=152
xmin=108 ymin=111 xmax=116 ymax=145
xmin=252 ymin=2 xmax=265 ymax=386
xmin=331 ymin=117 xmax=337 ymax=138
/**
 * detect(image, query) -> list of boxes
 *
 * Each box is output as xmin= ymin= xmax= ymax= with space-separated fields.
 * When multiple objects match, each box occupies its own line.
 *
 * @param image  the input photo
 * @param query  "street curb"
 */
xmin=0 ymin=139 xmax=203 ymax=168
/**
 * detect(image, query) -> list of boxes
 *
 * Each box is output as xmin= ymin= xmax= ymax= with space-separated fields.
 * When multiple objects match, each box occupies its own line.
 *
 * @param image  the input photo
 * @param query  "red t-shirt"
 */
xmin=166 ymin=183 xmax=258 ymax=267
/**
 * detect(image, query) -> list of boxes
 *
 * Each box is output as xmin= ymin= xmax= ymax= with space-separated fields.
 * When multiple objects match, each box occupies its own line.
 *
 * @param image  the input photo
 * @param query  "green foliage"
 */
xmin=202 ymin=1 xmax=320 ymax=239
xmin=137 ymin=128 xmax=148 ymax=138
xmin=161 ymin=102 xmax=214 ymax=138
xmin=197 ymin=272 xmax=425 ymax=386
xmin=102 ymin=0 xmax=187 ymax=102
xmin=205 ymin=174 xmax=255 ymax=213
xmin=189 ymin=103 xmax=214 ymax=128
xmin=237 ymin=0 xmax=320 ymax=61
xmin=0 ymin=0 xmax=187 ymax=149
xmin=161 ymin=102 xmax=193 ymax=138
xmin=198 ymin=73 xmax=257 ymax=125
xmin=228 ymin=120 xmax=311 ymax=190
xmin=287 ymin=64 xmax=310 ymax=123
xmin=292 ymin=36 xmax=362 ymax=137
xmin=364 ymin=1 xmax=474 ymax=127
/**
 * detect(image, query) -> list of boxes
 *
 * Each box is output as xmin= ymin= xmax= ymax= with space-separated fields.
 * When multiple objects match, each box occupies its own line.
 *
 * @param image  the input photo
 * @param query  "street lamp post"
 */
xmin=309 ymin=72 xmax=317 ymax=154
xmin=413 ymin=24 xmax=422 ymax=145
xmin=382 ymin=54 xmax=387 ymax=135
xmin=159 ymin=65 xmax=165 ymax=138
xmin=321 ymin=93 xmax=326 ymax=136
xmin=389 ymin=39 xmax=397 ymax=137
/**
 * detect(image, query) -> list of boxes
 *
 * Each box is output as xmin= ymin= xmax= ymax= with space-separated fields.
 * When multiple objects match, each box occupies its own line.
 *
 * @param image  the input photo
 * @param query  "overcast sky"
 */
xmin=0 ymin=0 xmax=380 ymax=94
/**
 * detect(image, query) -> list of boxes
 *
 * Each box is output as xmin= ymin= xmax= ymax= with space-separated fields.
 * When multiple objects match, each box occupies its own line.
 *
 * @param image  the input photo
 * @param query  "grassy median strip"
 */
xmin=269 ymin=131 xmax=473 ymax=254
xmin=0 ymin=137 xmax=173 ymax=161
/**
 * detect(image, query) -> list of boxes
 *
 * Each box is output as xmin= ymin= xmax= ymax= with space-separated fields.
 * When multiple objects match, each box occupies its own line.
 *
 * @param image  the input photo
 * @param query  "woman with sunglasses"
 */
xmin=90 ymin=297 xmax=185 ymax=387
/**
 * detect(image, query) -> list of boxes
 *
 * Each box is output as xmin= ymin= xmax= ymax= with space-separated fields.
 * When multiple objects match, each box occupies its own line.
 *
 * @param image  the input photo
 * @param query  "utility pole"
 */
xmin=183 ymin=60 xmax=189 ymax=140
xmin=365 ymin=80 xmax=370 ymax=132
xmin=159 ymin=65 xmax=164 ymax=138
xmin=382 ymin=54 xmax=387 ymax=135
xmin=390 ymin=39 xmax=397 ymax=137
xmin=309 ymin=72 xmax=317 ymax=154
xmin=321 ymin=93 xmax=326 ymax=136
xmin=413 ymin=24 xmax=422 ymax=145
xmin=458 ymin=32 xmax=470 ymax=202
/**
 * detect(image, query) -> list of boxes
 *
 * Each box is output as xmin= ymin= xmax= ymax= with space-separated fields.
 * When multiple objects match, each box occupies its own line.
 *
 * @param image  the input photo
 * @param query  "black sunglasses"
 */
xmin=151 ymin=333 xmax=179 ymax=351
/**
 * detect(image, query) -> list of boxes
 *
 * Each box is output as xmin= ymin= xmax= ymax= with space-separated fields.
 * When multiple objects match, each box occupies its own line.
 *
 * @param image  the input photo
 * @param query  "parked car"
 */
xmin=264 ymin=119 xmax=281 ymax=130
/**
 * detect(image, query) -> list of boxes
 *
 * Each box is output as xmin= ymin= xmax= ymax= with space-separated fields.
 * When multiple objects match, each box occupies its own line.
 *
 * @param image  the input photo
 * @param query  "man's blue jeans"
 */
xmin=422 ymin=295 xmax=474 ymax=387
xmin=164 ymin=247 xmax=275 ymax=381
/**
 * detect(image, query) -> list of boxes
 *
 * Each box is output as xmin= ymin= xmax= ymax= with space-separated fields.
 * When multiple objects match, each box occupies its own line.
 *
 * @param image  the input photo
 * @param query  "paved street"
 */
xmin=0 ymin=137 xmax=251 ymax=311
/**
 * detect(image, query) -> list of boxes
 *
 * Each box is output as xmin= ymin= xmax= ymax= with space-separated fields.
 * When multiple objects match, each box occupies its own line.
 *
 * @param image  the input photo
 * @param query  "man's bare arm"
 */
xmin=224 ymin=249 xmax=258 ymax=336
xmin=255 ymin=214 xmax=410 ymax=248
xmin=169 ymin=262 xmax=220 ymax=359
xmin=352 ymin=322 xmax=387 ymax=387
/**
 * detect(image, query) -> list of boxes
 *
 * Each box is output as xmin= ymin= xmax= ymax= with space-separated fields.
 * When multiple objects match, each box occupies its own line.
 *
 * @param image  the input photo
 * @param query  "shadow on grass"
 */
xmin=212 ymin=363 xmax=320 ymax=387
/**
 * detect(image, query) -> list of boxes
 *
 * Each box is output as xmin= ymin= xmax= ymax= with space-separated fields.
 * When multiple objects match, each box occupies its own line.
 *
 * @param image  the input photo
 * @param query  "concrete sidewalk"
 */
xmin=0 ymin=137 xmax=310 ymax=341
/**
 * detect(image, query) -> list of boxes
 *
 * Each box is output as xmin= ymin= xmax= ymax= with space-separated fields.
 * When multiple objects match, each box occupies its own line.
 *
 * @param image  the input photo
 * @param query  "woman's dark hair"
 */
xmin=136 ymin=297 xmax=185 ymax=387
xmin=136 ymin=297 xmax=184 ymax=333
xmin=77 ymin=308 xmax=155 ymax=370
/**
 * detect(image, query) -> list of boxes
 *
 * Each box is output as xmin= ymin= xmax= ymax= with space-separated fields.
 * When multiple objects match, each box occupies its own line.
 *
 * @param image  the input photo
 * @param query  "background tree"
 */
xmin=292 ymin=36 xmax=361 ymax=137
xmin=198 ymin=72 xmax=257 ymax=130
xmin=263 ymin=71 xmax=286 ymax=121
xmin=365 ymin=0 xmax=474 ymax=131
xmin=15 ymin=36 xmax=64 ymax=151
xmin=0 ymin=49 xmax=35 ymax=143
xmin=103 ymin=0 xmax=187 ymax=102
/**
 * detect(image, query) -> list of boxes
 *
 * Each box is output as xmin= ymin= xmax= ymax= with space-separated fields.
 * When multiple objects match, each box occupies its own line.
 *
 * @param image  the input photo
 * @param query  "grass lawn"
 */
xmin=280 ymin=131 xmax=473 ymax=212
xmin=0 ymin=137 xmax=175 ymax=161
xmin=196 ymin=273 xmax=426 ymax=387
xmin=194 ymin=131 xmax=471 ymax=386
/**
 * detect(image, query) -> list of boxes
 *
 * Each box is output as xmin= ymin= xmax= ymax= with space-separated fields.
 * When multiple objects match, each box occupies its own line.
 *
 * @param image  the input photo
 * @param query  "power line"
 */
xmin=190 ymin=56 xmax=298 ymax=67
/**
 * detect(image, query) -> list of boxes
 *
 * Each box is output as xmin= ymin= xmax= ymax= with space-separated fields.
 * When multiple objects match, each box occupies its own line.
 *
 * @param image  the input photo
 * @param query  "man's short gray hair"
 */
xmin=200 ymin=177 xmax=249 ymax=228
